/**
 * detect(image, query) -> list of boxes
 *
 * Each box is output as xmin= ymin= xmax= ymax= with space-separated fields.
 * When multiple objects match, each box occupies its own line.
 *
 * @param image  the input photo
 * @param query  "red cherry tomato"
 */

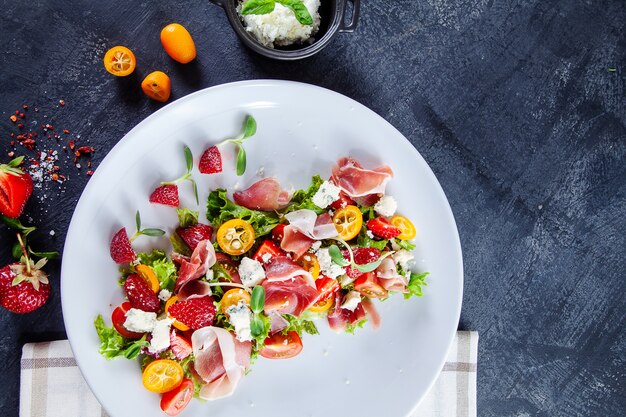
xmin=314 ymin=276 xmax=340 ymax=303
xmin=259 ymin=331 xmax=303 ymax=359
xmin=271 ymin=224 xmax=287 ymax=244
xmin=252 ymin=240 xmax=285 ymax=264
xmin=215 ymin=252 xmax=241 ymax=283
xmin=111 ymin=301 xmax=143 ymax=338
xmin=160 ymin=378 xmax=194 ymax=416
xmin=354 ymin=272 xmax=388 ymax=298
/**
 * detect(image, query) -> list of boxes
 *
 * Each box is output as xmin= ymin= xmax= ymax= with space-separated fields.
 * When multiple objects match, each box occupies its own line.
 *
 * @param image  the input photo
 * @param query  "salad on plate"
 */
xmin=94 ymin=115 xmax=429 ymax=416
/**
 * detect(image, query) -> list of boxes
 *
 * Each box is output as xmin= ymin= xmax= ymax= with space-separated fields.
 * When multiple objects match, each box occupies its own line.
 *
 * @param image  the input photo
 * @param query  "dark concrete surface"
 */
xmin=1 ymin=1 xmax=625 ymax=416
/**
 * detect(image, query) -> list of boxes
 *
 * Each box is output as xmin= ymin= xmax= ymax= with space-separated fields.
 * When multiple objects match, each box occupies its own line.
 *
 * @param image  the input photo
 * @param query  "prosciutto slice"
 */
xmin=175 ymin=240 xmax=216 ymax=293
xmin=263 ymin=276 xmax=320 ymax=317
xmin=361 ymin=298 xmax=381 ymax=330
xmin=327 ymin=291 xmax=367 ymax=332
xmin=264 ymin=256 xmax=315 ymax=288
xmin=375 ymin=257 xmax=408 ymax=293
xmin=280 ymin=210 xmax=338 ymax=259
xmin=331 ymin=157 xmax=393 ymax=198
xmin=280 ymin=227 xmax=314 ymax=260
xmin=178 ymin=280 xmax=213 ymax=301
xmin=192 ymin=327 xmax=251 ymax=401
xmin=233 ymin=177 xmax=291 ymax=211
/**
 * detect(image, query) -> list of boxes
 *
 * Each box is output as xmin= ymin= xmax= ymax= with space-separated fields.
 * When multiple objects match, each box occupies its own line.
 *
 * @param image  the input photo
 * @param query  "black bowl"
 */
xmin=209 ymin=0 xmax=360 ymax=60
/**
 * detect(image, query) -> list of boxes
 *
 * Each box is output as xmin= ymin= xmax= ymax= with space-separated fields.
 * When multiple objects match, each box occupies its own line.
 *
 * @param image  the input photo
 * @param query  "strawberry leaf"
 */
xmin=7 ymin=155 xmax=24 ymax=167
xmin=1 ymin=215 xmax=36 ymax=236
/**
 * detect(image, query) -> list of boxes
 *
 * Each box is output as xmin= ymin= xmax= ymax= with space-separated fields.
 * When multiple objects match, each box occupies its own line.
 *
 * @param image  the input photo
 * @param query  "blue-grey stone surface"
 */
xmin=1 ymin=1 xmax=625 ymax=416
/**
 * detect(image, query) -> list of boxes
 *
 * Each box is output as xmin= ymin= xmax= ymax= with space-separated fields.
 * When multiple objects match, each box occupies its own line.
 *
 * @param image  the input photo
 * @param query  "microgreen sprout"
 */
xmin=161 ymin=145 xmax=198 ymax=204
xmin=328 ymin=239 xmax=394 ymax=273
xmin=218 ymin=115 xmax=257 ymax=176
xmin=249 ymin=285 xmax=266 ymax=337
xmin=130 ymin=210 xmax=165 ymax=242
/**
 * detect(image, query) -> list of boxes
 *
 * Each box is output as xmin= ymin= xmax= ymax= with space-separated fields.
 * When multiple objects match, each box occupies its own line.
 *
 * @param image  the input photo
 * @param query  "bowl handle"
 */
xmin=209 ymin=0 xmax=226 ymax=7
xmin=339 ymin=0 xmax=360 ymax=33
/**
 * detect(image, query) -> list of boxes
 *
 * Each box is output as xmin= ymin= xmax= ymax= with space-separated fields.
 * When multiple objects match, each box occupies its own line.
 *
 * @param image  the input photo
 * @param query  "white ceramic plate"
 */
xmin=61 ymin=80 xmax=463 ymax=417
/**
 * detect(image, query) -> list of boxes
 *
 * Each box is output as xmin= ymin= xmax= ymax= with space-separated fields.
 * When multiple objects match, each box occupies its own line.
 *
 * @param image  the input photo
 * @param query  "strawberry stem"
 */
xmin=16 ymin=233 xmax=31 ymax=274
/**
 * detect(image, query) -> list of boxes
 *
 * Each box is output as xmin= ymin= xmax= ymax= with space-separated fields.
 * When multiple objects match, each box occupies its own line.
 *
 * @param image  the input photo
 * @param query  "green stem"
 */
xmin=16 ymin=233 xmax=31 ymax=273
xmin=161 ymin=172 xmax=191 ymax=185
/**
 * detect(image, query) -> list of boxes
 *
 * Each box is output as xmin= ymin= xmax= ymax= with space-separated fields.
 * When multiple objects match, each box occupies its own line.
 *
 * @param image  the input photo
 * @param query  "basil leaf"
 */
xmin=241 ymin=0 xmax=275 ymax=15
xmin=250 ymin=285 xmax=265 ymax=314
xmin=1 ymin=215 xmax=36 ymax=236
xmin=184 ymin=145 xmax=193 ymax=173
xmin=329 ymin=245 xmax=350 ymax=267
xmin=29 ymin=249 xmax=60 ymax=260
xmin=277 ymin=0 xmax=313 ymax=25
xmin=135 ymin=210 xmax=141 ymax=232
xmin=176 ymin=208 xmax=199 ymax=228
xmin=250 ymin=315 xmax=265 ymax=337
xmin=243 ymin=115 xmax=257 ymax=139
xmin=141 ymin=228 xmax=166 ymax=237
xmin=7 ymin=155 xmax=24 ymax=167
xmin=236 ymin=146 xmax=246 ymax=176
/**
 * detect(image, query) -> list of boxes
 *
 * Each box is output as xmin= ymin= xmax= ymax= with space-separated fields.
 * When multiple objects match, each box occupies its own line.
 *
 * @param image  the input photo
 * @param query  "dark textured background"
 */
xmin=1 ymin=0 xmax=625 ymax=416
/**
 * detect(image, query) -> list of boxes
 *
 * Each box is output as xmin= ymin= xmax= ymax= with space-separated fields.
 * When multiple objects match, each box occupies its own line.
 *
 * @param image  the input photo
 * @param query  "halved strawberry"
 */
xmin=110 ymin=227 xmax=136 ymax=264
xmin=342 ymin=247 xmax=381 ymax=278
xmin=124 ymin=274 xmax=160 ymax=313
xmin=366 ymin=217 xmax=401 ymax=239
xmin=198 ymin=146 xmax=222 ymax=174
xmin=329 ymin=190 xmax=355 ymax=210
xmin=0 ymin=157 xmax=33 ymax=219
xmin=169 ymin=329 xmax=192 ymax=360
xmin=167 ymin=296 xmax=216 ymax=330
xmin=0 ymin=261 xmax=50 ymax=314
xmin=176 ymin=223 xmax=213 ymax=251
xmin=149 ymin=184 xmax=179 ymax=207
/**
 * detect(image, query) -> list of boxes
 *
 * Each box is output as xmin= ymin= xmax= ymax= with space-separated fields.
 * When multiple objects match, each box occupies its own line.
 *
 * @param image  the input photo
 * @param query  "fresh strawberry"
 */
xmin=124 ymin=274 xmax=160 ymax=313
xmin=198 ymin=146 xmax=222 ymax=174
xmin=366 ymin=217 xmax=401 ymax=239
xmin=329 ymin=191 xmax=355 ymax=210
xmin=149 ymin=184 xmax=179 ymax=207
xmin=110 ymin=227 xmax=136 ymax=264
xmin=169 ymin=329 xmax=192 ymax=360
xmin=0 ymin=260 xmax=50 ymax=314
xmin=343 ymin=247 xmax=382 ymax=278
xmin=167 ymin=296 xmax=216 ymax=330
xmin=0 ymin=157 xmax=33 ymax=219
xmin=176 ymin=223 xmax=213 ymax=251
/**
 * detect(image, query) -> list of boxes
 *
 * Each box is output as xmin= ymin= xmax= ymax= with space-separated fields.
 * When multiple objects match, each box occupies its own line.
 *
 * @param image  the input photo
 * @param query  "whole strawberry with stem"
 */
xmin=150 ymin=145 xmax=198 ymax=207
xmin=109 ymin=211 xmax=165 ymax=264
xmin=0 ymin=156 xmax=33 ymax=219
xmin=0 ymin=234 xmax=50 ymax=314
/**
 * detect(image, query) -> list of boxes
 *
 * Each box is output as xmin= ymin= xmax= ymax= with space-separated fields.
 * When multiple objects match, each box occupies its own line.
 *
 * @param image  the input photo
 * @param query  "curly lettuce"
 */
xmin=206 ymin=189 xmax=279 ymax=237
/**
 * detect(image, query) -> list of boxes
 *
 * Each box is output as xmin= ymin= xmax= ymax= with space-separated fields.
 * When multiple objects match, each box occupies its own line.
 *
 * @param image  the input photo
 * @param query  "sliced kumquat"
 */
xmin=220 ymin=288 xmax=251 ymax=316
xmin=135 ymin=264 xmax=160 ymax=293
xmin=142 ymin=359 xmax=184 ymax=393
xmin=141 ymin=71 xmax=171 ymax=103
xmin=308 ymin=296 xmax=333 ymax=313
xmin=165 ymin=295 xmax=190 ymax=331
xmin=390 ymin=215 xmax=417 ymax=240
xmin=103 ymin=46 xmax=136 ymax=76
xmin=299 ymin=253 xmax=320 ymax=279
xmin=332 ymin=205 xmax=363 ymax=241
xmin=216 ymin=219 xmax=255 ymax=255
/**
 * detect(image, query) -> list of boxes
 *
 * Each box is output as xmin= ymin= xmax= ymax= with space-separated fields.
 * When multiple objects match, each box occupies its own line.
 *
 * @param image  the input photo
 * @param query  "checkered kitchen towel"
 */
xmin=20 ymin=331 xmax=478 ymax=417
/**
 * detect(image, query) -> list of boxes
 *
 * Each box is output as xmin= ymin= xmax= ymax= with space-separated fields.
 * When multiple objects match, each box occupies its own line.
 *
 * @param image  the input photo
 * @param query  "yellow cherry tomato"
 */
xmin=103 ymin=46 xmax=136 ymax=76
xmin=160 ymin=23 xmax=197 ymax=64
xmin=141 ymin=71 xmax=171 ymax=103
xmin=135 ymin=264 xmax=159 ymax=293
xmin=142 ymin=359 xmax=184 ymax=393
xmin=299 ymin=253 xmax=320 ymax=279
xmin=165 ymin=295 xmax=190 ymax=332
xmin=332 ymin=205 xmax=363 ymax=241
xmin=220 ymin=288 xmax=251 ymax=316
xmin=390 ymin=215 xmax=417 ymax=240
xmin=308 ymin=297 xmax=333 ymax=313
xmin=216 ymin=219 xmax=255 ymax=255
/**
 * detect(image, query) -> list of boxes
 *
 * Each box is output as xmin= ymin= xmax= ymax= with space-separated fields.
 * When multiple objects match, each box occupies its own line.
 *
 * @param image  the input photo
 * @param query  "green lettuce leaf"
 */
xmin=136 ymin=249 xmax=177 ymax=291
xmin=282 ymin=314 xmax=319 ymax=336
xmin=206 ymin=189 xmax=279 ymax=237
xmin=94 ymin=315 xmax=148 ymax=360
xmin=345 ymin=319 xmax=367 ymax=335
xmin=177 ymin=208 xmax=199 ymax=228
xmin=170 ymin=234 xmax=191 ymax=256
xmin=394 ymin=238 xmax=416 ymax=251
xmin=284 ymin=175 xmax=325 ymax=214
xmin=357 ymin=226 xmax=389 ymax=251
xmin=404 ymin=271 xmax=429 ymax=299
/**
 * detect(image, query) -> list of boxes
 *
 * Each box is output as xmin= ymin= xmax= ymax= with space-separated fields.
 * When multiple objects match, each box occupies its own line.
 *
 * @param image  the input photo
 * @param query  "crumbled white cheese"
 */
xmin=366 ymin=230 xmax=375 ymax=239
xmin=239 ymin=0 xmax=321 ymax=48
xmin=339 ymin=275 xmax=355 ymax=287
xmin=312 ymin=181 xmax=341 ymax=209
xmin=310 ymin=241 xmax=322 ymax=252
xmin=148 ymin=317 xmax=174 ymax=354
xmin=123 ymin=308 xmax=157 ymax=333
xmin=374 ymin=195 xmax=397 ymax=217
xmin=205 ymin=269 xmax=214 ymax=282
xmin=238 ymin=257 xmax=266 ymax=287
xmin=226 ymin=300 xmax=253 ymax=342
xmin=391 ymin=239 xmax=402 ymax=251
xmin=392 ymin=249 xmax=414 ymax=272
xmin=316 ymin=248 xmax=345 ymax=279
xmin=158 ymin=289 xmax=172 ymax=302
xmin=341 ymin=291 xmax=362 ymax=312
xmin=261 ymin=253 xmax=272 ymax=263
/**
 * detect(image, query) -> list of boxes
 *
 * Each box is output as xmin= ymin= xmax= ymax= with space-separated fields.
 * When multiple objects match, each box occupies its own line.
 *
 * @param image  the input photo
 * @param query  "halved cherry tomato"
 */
xmin=215 ymin=252 xmax=241 ymax=283
xmin=136 ymin=264 xmax=160 ymax=293
xmin=103 ymin=46 xmax=136 ymax=76
xmin=165 ymin=295 xmax=190 ymax=332
xmin=298 ymin=253 xmax=320 ymax=279
xmin=390 ymin=215 xmax=417 ymax=240
xmin=221 ymin=288 xmax=251 ymax=315
xmin=111 ymin=301 xmax=143 ymax=338
xmin=329 ymin=190 xmax=355 ymax=210
xmin=332 ymin=205 xmax=363 ymax=241
xmin=259 ymin=331 xmax=303 ymax=359
xmin=217 ymin=219 xmax=255 ymax=255
xmin=141 ymin=71 xmax=171 ymax=103
xmin=142 ymin=359 xmax=184 ymax=393
xmin=252 ymin=240 xmax=284 ymax=264
xmin=161 ymin=23 xmax=197 ymax=64
xmin=308 ymin=296 xmax=333 ymax=313
xmin=271 ymin=224 xmax=287 ymax=244
xmin=314 ymin=276 xmax=340 ymax=303
xmin=354 ymin=272 xmax=388 ymax=299
xmin=160 ymin=378 xmax=194 ymax=416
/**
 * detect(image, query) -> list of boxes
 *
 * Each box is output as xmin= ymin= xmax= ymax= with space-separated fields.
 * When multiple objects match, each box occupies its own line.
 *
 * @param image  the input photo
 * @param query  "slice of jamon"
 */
xmin=331 ymin=157 xmax=393 ymax=199
xmin=233 ymin=177 xmax=291 ymax=211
